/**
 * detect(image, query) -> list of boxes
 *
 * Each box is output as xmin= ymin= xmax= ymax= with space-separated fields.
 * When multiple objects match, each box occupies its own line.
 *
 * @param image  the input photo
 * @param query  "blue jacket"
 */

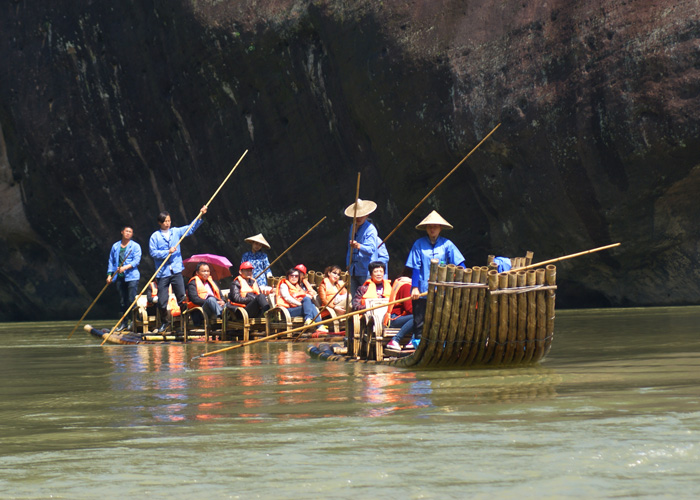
xmin=405 ymin=236 xmax=465 ymax=293
xmin=107 ymin=240 xmax=142 ymax=282
xmin=149 ymin=218 xmax=203 ymax=278
xmin=347 ymin=220 xmax=385 ymax=278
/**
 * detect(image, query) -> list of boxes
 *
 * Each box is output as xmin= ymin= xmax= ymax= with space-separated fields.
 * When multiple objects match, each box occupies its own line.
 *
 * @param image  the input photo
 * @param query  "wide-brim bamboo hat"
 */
xmin=244 ymin=233 xmax=271 ymax=250
xmin=344 ymin=199 xmax=377 ymax=218
xmin=416 ymin=210 xmax=454 ymax=230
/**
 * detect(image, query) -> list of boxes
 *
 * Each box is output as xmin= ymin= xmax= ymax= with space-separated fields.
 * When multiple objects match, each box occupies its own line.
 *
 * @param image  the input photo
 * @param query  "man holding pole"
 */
xmin=406 ymin=211 xmax=465 ymax=348
xmin=149 ymin=206 xmax=208 ymax=333
xmin=345 ymin=199 xmax=389 ymax=299
xmin=106 ymin=225 xmax=142 ymax=332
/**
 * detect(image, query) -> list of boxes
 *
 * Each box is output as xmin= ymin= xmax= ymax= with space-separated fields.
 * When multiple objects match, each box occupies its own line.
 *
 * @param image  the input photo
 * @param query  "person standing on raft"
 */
xmin=405 ymin=211 xmax=465 ymax=348
xmin=149 ymin=206 xmax=208 ymax=333
xmin=241 ymin=233 xmax=273 ymax=288
xmin=106 ymin=225 xmax=142 ymax=332
xmin=345 ymin=199 xmax=389 ymax=299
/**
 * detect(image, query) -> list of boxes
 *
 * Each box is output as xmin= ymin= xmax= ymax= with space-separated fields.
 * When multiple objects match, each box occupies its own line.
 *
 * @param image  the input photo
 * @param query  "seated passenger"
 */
xmin=384 ymin=275 xmax=415 ymax=351
xmin=186 ymin=262 xmax=225 ymax=321
xmin=318 ymin=265 xmax=347 ymax=315
xmin=276 ymin=267 xmax=327 ymax=332
xmin=228 ymin=261 xmax=271 ymax=318
xmin=293 ymin=264 xmax=318 ymax=300
xmin=352 ymin=261 xmax=391 ymax=310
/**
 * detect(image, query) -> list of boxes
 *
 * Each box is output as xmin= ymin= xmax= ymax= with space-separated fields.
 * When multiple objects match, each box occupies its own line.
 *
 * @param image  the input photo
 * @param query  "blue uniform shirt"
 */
xmin=346 ymin=220 xmax=378 ymax=278
xmin=107 ymin=240 xmax=142 ymax=282
xmin=149 ymin=218 xmax=203 ymax=278
xmin=241 ymin=251 xmax=272 ymax=287
xmin=405 ymin=236 xmax=465 ymax=293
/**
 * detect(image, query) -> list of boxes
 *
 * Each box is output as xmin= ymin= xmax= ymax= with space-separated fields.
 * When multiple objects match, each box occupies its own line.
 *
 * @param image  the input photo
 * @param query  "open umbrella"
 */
xmin=183 ymin=254 xmax=233 ymax=281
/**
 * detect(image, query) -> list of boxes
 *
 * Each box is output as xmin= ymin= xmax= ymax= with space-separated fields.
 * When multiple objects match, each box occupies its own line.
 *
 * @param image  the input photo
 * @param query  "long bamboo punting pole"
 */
xmin=67 ymin=247 xmax=133 ymax=339
xmin=345 ymin=172 xmax=361 ymax=339
xmin=100 ymin=150 xmax=248 ymax=345
xmin=509 ymin=243 xmax=621 ymax=273
xmin=192 ymin=292 xmax=428 ymax=360
xmin=378 ymin=123 xmax=501 ymax=249
xmin=254 ymin=216 xmax=327 ymax=280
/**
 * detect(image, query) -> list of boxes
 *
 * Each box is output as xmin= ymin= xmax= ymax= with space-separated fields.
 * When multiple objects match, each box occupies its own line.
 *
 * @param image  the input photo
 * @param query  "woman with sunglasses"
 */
xmin=318 ymin=265 xmax=347 ymax=315
xmin=276 ymin=267 xmax=327 ymax=332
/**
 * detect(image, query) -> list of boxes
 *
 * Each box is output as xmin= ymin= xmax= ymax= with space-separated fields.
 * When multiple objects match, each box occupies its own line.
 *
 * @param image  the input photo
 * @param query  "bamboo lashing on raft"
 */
xmin=100 ymin=150 xmax=248 ymax=345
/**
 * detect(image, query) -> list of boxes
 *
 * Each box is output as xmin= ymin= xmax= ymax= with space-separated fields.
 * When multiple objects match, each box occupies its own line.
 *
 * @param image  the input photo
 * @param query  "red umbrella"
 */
xmin=183 ymin=254 xmax=233 ymax=281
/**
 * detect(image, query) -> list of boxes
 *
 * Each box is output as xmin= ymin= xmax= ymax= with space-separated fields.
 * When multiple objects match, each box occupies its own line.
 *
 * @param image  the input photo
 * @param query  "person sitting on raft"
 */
xmin=405 ymin=210 xmax=465 ymax=349
xmin=352 ymin=261 xmax=391 ymax=311
xmin=241 ymin=233 xmax=273 ymax=288
xmin=228 ymin=261 xmax=271 ymax=318
xmin=318 ymin=265 xmax=347 ymax=315
xmin=276 ymin=267 xmax=327 ymax=332
xmin=185 ymin=262 xmax=226 ymax=323
xmin=292 ymin=264 xmax=318 ymax=300
xmin=384 ymin=274 xmax=415 ymax=351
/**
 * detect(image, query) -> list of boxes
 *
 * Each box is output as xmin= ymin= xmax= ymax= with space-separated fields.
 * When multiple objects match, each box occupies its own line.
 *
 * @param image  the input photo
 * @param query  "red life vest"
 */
xmin=383 ymin=276 xmax=411 ymax=326
xmin=359 ymin=278 xmax=391 ymax=308
xmin=185 ymin=275 xmax=221 ymax=310
xmin=276 ymin=278 xmax=307 ymax=308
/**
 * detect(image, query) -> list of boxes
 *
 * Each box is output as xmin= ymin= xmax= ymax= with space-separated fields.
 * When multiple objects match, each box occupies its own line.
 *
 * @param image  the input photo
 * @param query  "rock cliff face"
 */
xmin=1 ymin=0 xmax=699 ymax=321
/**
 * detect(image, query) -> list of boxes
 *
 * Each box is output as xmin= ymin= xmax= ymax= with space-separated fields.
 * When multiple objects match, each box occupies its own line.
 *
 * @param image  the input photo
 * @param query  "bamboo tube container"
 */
xmin=469 ymin=266 xmax=491 ymax=364
xmin=423 ymin=264 xmax=449 ymax=366
xmin=457 ymin=266 xmax=480 ymax=365
xmin=502 ymin=271 xmax=518 ymax=364
xmin=544 ymin=265 xmax=556 ymax=356
xmin=480 ymin=270 xmax=499 ymax=364
xmin=523 ymin=270 xmax=537 ymax=362
xmin=406 ymin=260 xmax=440 ymax=366
xmin=449 ymin=267 xmax=473 ymax=365
xmin=534 ymin=268 xmax=546 ymax=361
xmin=487 ymin=254 xmax=495 ymax=264
xmin=440 ymin=266 xmax=463 ymax=365
xmin=525 ymin=251 xmax=534 ymax=266
xmin=512 ymin=270 xmax=528 ymax=364
xmin=428 ymin=265 xmax=456 ymax=366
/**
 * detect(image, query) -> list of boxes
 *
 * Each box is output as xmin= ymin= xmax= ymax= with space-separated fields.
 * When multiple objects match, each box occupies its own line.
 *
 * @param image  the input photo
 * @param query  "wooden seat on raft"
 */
xmin=180 ymin=288 xmax=228 ymax=342
xmin=223 ymin=301 xmax=269 ymax=342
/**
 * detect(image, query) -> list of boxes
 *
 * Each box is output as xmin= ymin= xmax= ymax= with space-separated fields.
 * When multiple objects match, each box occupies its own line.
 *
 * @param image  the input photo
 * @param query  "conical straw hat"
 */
xmin=344 ymin=199 xmax=377 ymax=218
xmin=415 ymin=210 xmax=453 ymax=230
xmin=244 ymin=233 xmax=271 ymax=250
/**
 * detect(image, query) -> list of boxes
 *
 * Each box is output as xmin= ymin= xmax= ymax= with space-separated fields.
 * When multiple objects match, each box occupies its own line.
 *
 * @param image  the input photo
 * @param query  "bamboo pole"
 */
xmin=67 ymin=247 xmax=134 ymax=339
xmin=523 ymin=270 xmax=537 ymax=362
xmin=533 ymin=268 xmax=547 ymax=362
xmin=254 ymin=216 xmax=327 ymax=280
xmin=503 ymin=271 xmax=518 ymax=364
xmin=378 ymin=123 xmax=501 ymax=249
xmin=512 ymin=270 xmax=527 ymax=364
xmin=345 ymin=172 xmax=361 ymax=342
xmin=100 ymin=150 xmax=248 ymax=345
xmin=508 ymin=243 xmax=621 ymax=273
xmin=192 ymin=292 xmax=427 ymax=360
xmin=544 ymin=265 xmax=557 ymax=356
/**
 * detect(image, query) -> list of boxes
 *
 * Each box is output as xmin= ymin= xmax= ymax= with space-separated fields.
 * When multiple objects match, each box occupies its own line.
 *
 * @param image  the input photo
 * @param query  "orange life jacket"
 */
xmin=320 ymin=277 xmax=345 ymax=306
xmin=185 ymin=275 xmax=221 ymax=310
xmin=383 ymin=276 xmax=411 ymax=326
xmin=359 ymin=278 xmax=391 ymax=308
xmin=276 ymin=278 xmax=307 ymax=308
xmin=229 ymin=275 xmax=261 ymax=307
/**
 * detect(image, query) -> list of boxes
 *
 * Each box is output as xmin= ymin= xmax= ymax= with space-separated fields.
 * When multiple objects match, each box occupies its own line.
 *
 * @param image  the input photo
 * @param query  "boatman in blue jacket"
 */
xmin=345 ymin=198 xmax=389 ymax=299
xmin=405 ymin=210 xmax=465 ymax=348
xmin=149 ymin=206 xmax=207 ymax=332
xmin=107 ymin=225 xmax=142 ymax=331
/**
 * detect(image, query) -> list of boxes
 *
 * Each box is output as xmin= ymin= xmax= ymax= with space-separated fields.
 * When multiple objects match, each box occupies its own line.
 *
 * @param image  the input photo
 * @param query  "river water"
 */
xmin=1 ymin=307 xmax=699 ymax=499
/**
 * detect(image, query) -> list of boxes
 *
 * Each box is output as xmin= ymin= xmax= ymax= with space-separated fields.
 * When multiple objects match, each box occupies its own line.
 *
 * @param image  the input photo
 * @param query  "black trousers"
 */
xmin=411 ymin=298 xmax=427 ymax=340
xmin=156 ymin=273 xmax=185 ymax=316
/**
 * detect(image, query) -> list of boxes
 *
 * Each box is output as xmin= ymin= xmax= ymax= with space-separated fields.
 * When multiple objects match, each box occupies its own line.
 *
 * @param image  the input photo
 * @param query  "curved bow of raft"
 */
xmin=308 ymin=258 xmax=557 ymax=368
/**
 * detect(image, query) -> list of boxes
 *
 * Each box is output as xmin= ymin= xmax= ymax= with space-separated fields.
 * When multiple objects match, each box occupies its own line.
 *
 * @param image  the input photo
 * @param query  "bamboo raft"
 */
xmin=308 ymin=257 xmax=557 ymax=368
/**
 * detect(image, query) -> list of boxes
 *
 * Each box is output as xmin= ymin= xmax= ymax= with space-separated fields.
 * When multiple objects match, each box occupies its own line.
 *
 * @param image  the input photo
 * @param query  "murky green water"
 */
xmin=1 ymin=307 xmax=699 ymax=499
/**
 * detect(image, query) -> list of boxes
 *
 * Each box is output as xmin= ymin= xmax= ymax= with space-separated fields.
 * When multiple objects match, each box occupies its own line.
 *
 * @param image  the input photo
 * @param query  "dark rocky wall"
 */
xmin=1 ymin=0 xmax=699 ymax=321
